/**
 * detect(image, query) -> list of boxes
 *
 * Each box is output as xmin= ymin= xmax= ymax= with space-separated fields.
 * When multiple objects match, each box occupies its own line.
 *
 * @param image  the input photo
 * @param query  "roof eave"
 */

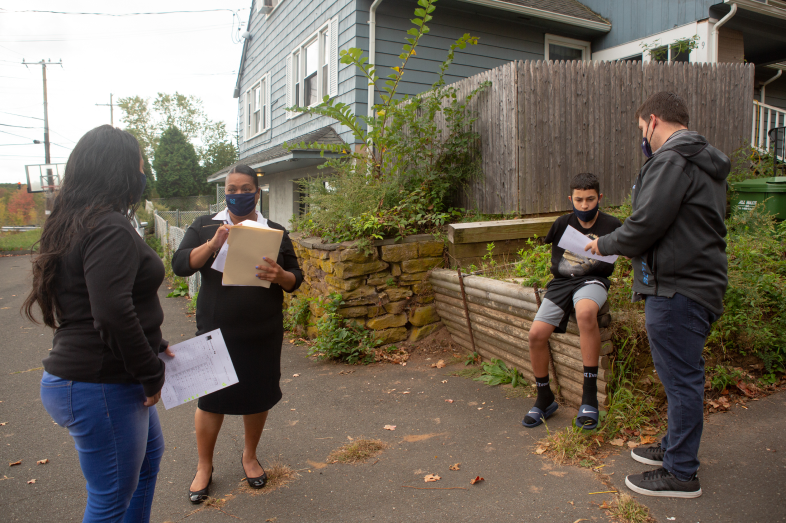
xmin=724 ymin=0 xmax=786 ymax=21
xmin=456 ymin=0 xmax=611 ymax=32
xmin=233 ymin=5 xmax=255 ymax=98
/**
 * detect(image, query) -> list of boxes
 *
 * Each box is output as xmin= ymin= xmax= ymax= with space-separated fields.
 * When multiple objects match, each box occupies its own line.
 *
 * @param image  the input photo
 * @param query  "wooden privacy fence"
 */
xmin=429 ymin=269 xmax=613 ymax=407
xmin=444 ymin=60 xmax=755 ymax=215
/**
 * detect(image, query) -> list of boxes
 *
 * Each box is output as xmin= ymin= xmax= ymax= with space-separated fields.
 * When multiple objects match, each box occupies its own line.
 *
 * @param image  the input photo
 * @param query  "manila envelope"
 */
xmin=221 ymin=225 xmax=284 ymax=288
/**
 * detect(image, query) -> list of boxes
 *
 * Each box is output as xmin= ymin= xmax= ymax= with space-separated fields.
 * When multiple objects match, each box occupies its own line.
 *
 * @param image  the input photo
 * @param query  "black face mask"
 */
xmin=573 ymin=202 xmax=599 ymax=223
xmin=132 ymin=172 xmax=146 ymax=204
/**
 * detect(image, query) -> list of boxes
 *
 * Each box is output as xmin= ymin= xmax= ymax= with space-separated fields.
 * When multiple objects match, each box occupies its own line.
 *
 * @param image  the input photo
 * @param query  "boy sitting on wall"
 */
xmin=523 ymin=172 xmax=622 ymax=430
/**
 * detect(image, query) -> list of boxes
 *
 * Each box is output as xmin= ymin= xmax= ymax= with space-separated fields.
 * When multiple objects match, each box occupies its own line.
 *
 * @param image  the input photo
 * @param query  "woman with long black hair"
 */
xmin=172 ymin=164 xmax=302 ymax=503
xmin=24 ymin=125 xmax=172 ymax=522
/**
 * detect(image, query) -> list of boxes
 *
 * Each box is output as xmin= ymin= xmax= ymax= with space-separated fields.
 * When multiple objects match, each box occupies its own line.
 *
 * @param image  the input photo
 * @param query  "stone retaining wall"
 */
xmin=289 ymin=234 xmax=446 ymax=344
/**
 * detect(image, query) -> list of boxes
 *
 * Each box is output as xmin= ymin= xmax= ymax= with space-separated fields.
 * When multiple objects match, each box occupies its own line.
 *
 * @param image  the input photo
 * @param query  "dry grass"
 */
xmin=607 ymin=493 xmax=655 ymax=523
xmin=534 ymin=424 xmax=605 ymax=466
xmin=327 ymin=438 xmax=387 ymax=464
xmin=238 ymin=461 xmax=298 ymax=496
xmin=502 ymin=384 xmax=534 ymax=399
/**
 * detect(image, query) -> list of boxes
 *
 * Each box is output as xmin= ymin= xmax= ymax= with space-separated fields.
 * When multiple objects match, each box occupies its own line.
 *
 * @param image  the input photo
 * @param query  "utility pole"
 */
xmin=95 ymin=93 xmax=118 ymax=126
xmin=22 ymin=59 xmax=62 ymax=165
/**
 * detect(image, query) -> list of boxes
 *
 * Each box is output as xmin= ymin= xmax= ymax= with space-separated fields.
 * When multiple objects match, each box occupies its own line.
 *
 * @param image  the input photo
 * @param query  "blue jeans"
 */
xmin=40 ymin=372 xmax=165 ymax=523
xmin=645 ymin=293 xmax=717 ymax=481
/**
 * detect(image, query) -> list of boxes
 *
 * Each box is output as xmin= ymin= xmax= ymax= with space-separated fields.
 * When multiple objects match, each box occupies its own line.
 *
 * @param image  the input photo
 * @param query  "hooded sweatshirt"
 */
xmin=596 ymin=130 xmax=729 ymax=315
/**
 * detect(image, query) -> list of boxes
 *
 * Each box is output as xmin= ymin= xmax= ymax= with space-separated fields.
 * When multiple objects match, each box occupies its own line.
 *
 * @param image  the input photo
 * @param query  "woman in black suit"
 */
xmin=172 ymin=164 xmax=302 ymax=503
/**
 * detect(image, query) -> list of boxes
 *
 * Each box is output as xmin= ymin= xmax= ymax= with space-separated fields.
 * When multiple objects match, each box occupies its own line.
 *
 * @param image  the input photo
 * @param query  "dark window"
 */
xmin=549 ymin=44 xmax=583 ymax=61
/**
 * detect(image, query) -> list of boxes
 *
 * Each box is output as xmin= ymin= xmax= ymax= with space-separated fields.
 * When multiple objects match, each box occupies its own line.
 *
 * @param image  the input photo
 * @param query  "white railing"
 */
xmin=752 ymin=100 xmax=786 ymax=159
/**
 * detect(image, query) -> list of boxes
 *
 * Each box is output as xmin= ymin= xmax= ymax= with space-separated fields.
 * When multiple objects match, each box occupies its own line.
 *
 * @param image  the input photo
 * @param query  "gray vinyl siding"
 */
xmin=580 ymin=0 xmax=716 ymax=51
xmin=237 ymin=0 xmax=362 ymax=157
xmin=358 ymin=0 xmax=545 ymax=107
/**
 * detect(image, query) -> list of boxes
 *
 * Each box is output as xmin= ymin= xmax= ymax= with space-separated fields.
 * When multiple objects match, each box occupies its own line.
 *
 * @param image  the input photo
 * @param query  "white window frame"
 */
xmin=544 ymin=34 xmax=590 ymax=61
xmin=244 ymin=73 xmax=271 ymax=141
xmin=591 ymin=22 xmax=708 ymax=63
xmin=287 ymin=18 xmax=338 ymax=119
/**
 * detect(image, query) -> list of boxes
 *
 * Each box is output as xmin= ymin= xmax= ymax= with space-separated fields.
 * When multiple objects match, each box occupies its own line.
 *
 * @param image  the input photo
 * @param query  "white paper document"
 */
xmin=557 ymin=225 xmax=618 ymax=264
xmin=158 ymin=329 xmax=238 ymax=410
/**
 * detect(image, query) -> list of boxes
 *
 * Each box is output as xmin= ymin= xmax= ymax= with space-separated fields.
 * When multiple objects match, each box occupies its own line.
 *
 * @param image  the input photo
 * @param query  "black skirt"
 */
xmin=171 ymin=215 xmax=303 ymax=416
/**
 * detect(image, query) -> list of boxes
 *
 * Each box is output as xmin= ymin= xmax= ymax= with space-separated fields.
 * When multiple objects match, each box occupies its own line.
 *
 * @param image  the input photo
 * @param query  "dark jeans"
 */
xmin=40 ymin=371 xmax=165 ymax=523
xmin=645 ymin=293 xmax=718 ymax=481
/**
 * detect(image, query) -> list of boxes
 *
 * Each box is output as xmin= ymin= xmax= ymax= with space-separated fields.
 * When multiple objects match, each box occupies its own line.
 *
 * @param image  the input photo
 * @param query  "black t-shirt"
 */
xmin=43 ymin=211 xmax=168 ymax=397
xmin=544 ymin=211 xmax=623 ymax=280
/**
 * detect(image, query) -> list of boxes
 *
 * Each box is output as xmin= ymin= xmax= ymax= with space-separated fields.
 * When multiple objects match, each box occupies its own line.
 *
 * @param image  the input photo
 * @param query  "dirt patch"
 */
xmin=327 ymin=438 xmax=387 ymax=464
xmin=401 ymin=432 xmax=448 ymax=443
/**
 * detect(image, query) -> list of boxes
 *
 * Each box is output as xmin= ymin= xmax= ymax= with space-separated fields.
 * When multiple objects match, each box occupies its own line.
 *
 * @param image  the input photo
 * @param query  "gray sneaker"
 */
xmin=625 ymin=467 xmax=702 ymax=498
xmin=631 ymin=443 xmax=664 ymax=466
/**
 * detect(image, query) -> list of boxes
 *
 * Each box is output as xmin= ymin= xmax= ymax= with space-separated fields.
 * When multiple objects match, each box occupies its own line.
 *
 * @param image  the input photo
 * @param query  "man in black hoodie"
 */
xmin=585 ymin=92 xmax=729 ymax=498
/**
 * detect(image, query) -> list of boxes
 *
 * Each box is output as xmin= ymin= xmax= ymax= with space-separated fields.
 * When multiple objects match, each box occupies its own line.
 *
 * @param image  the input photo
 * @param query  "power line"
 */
xmin=0 ymin=143 xmax=37 ymax=146
xmin=0 ymin=123 xmax=40 ymax=129
xmin=0 ymin=129 xmax=36 ymax=140
xmin=0 ymin=154 xmax=67 ymax=158
xmin=2 ymin=23 xmax=233 ymax=42
xmin=0 ymin=110 xmax=44 ymax=121
xmin=0 ymin=8 xmax=248 ymax=16
xmin=50 ymin=130 xmax=76 ymax=144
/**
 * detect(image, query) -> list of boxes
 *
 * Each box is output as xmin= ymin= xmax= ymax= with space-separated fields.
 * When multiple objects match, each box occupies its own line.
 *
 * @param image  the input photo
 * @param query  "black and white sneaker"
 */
xmin=631 ymin=443 xmax=664 ymax=466
xmin=625 ymin=467 xmax=702 ymax=498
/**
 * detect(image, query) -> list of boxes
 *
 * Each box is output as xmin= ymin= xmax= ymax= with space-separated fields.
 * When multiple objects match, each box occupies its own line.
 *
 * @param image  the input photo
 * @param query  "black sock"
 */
xmin=581 ymin=366 xmax=599 ymax=408
xmin=524 ymin=375 xmax=555 ymax=424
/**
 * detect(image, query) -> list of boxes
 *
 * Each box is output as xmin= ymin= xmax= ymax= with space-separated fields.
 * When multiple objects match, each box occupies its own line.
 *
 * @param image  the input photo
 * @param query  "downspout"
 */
xmin=712 ymin=3 xmax=737 ymax=63
xmin=368 ymin=0 xmax=385 ymax=119
xmin=760 ymin=69 xmax=783 ymax=105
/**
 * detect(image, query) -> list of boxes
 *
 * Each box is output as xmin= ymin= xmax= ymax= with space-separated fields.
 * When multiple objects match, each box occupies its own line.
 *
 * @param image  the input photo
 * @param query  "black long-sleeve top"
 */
xmin=171 ymin=215 xmax=303 ymax=342
xmin=43 ymin=211 xmax=168 ymax=397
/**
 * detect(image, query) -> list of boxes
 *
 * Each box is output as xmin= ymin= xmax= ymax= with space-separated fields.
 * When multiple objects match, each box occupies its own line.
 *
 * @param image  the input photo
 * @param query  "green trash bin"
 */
xmin=730 ymin=176 xmax=786 ymax=219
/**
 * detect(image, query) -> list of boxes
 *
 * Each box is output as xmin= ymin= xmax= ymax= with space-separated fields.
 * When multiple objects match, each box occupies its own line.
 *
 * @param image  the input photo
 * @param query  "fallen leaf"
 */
xmin=449 ymin=463 xmax=460 ymax=471
xmin=598 ymin=501 xmax=612 ymax=509
xmin=384 ymin=425 xmax=396 ymax=431
xmin=27 ymin=479 xmax=35 ymax=484
xmin=9 ymin=460 xmax=21 ymax=467
xmin=535 ymin=446 xmax=547 ymax=455
xmin=36 ymin=459 xmax=48 ymax=465
xmin=641 ymin=427 xmax=658 ymax=435
xmin=640 ymin=435 xmax=656 ymax=445
xmin=0 ymin=422 xmax=7 ymax=426
xmin=424 ymin=474 xmax=441 ymax=482
xmin=573 ymin=520 xmax=589 ymax=523
xmin=470 ymin=476 xmax=484 ymax=485
xmin=293 ymin=374 xmax=300 ymax=377
xmin=609 ymin=438 xmax=624 ymax=447
xmin=445 ymin=399 xmax=454 ymax=403
xmin=627 ymin=441 xmax=640 ymax=449
xmin=736 ymin=380 xmax=754 ymax=398
xmin=402 ymin=391 xmax=410 ymax=394
xmin=441 ymin=380 xmax=447 ymax=384
xmin=436 ymin=359 xmax=446 ymax=369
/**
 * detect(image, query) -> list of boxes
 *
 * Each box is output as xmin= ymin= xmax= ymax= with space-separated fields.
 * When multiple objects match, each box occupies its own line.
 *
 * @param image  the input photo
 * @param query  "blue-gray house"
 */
xmin=209 ymin=0 xmax=786 ymax=226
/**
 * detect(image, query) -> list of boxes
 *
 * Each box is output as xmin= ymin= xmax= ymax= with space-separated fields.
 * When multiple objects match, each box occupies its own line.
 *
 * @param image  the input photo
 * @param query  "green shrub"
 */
xmin=287 ymin=0 xmax=485 ymax=244
xmin=473 ymin=358 xmax=527 ymax=387
xmin=284 ymin=296 xmax=311 ymax=333
xmin=308 ymin=293 xmax=377 ymax=364
xmin=513 ymin=237 xmax=552 ymax=287
xmin=145 ymin=235 xmax=164 ymax=258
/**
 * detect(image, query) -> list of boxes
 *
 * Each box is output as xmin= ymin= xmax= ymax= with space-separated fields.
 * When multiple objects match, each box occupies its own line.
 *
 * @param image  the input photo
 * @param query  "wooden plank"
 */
xmin=448 ymin=216 xmax=557 ymax=244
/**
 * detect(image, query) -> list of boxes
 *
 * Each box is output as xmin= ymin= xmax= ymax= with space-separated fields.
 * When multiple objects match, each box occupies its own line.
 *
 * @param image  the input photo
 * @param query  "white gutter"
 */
xmin=368 ymin=0 xmax=385 ymax=119
xmin=457 ymin=0 xmax=611 ymax=32
xmin=712 ymin=3 xmax=737 ymax=63
xmin=760 ymin=69 xmax=783 ymax=105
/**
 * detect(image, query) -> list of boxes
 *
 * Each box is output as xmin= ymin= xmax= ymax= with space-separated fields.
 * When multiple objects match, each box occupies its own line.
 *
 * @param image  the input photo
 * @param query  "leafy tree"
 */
xmin=141 ymin=149 xmax=155 ymax=199
xmin=200 ymin=140 xmax=238 ymax=193
xmin=118 ymin=92 xmax=237 ymax=191
xmin=153 ymin=126 xmax=200 ymax=198
xmin=7 ymin=189 xmax=36 ymax=225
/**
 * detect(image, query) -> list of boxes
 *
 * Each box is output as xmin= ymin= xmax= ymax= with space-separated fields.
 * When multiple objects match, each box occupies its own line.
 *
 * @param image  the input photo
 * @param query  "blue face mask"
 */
xmin=641 ymin=119 xmax=655 ymax=159
xmin=573 ymin=202 xmax=599 ymax=223
xmin=226 ymin=191 xmax=257 ymax=217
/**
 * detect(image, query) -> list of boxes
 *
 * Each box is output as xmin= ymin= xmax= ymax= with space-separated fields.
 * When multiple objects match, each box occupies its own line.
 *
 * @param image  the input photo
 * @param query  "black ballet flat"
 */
xmin=188 ymin=466 xmax=213 ymax=504
xmin=241 ymin=453 xmax=267 ymax=489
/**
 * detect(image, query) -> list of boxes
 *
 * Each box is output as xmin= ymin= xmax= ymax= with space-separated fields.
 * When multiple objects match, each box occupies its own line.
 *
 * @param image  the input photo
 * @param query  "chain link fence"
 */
xmin=157 ymin=210 xmax=209 ymax=228
xmin=150 ymin=195 xmax=214 ymax=211
xmin=154 ymin=211 xmax=202 ymax=298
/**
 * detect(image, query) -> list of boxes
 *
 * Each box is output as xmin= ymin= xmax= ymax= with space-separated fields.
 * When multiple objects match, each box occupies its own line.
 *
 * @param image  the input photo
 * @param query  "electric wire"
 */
xmin=0 ymin=8 xmax=249 ymax=16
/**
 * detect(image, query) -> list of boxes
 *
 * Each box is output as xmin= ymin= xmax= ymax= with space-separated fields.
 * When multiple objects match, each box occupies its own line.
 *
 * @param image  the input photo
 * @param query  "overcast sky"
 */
xmin=0 ymin=1 xmax=250 ymax=184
